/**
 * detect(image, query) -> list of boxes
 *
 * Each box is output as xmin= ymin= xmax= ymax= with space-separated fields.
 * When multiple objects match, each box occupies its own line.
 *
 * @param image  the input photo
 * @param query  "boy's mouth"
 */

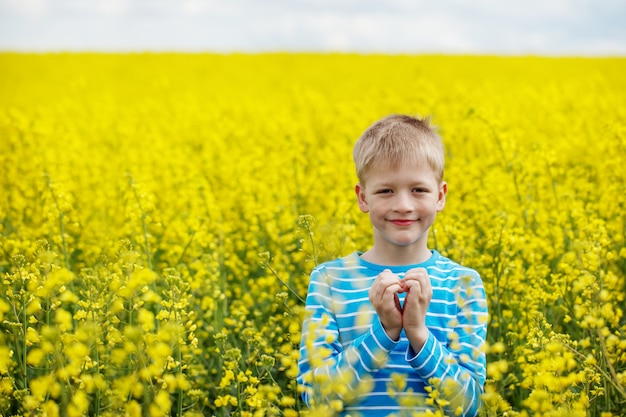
xmin=390 ymin=219 xmax=415 ymax=226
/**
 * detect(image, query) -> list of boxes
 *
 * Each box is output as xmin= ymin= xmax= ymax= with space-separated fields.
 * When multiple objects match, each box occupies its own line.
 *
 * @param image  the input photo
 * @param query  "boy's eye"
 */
xmin=413 ymin=188 xmax=427 ymax=193
xmin=377 ymin=189 xmax=392 ymax=194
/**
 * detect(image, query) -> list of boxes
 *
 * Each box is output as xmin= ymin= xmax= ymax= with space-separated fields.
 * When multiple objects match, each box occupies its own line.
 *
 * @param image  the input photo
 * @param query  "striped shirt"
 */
xmin=297 ymin=250 xmax=488 ymax=416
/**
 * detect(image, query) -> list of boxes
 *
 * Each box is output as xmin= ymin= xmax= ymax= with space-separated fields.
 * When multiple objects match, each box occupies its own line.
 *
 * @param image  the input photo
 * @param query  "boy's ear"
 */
xmin=436 ymin=181 xmax=448 ymax=211
xmin=355 ymin=183 xmax=369 ymax=213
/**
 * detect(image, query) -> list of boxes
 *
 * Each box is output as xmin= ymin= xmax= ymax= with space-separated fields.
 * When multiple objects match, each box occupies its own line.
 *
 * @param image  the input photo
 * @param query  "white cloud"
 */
xmin=0 ymin=0 xmax=47 ymax=16
xmin=0 ymin=0 xmax=624 ymax=54
xmin=97 ymin=0 xmax=129 ymax=15
xmin=180 ymin=0 xmax=235 ymax=16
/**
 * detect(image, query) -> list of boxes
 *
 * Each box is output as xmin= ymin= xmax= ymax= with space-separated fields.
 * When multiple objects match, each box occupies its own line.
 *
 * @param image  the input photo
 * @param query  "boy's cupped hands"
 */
xmin=369 ymin=268 xmax=432 ymax=349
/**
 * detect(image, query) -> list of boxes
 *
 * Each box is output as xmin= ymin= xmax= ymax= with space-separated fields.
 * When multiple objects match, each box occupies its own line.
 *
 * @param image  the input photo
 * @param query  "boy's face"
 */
xmin=355 ymin=160 xmax=447 ymax=257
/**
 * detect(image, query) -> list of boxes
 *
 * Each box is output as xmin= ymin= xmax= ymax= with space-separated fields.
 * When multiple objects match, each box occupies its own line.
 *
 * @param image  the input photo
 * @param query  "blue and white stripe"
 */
xmin=297 ymin=250 xmax=488 ymax=416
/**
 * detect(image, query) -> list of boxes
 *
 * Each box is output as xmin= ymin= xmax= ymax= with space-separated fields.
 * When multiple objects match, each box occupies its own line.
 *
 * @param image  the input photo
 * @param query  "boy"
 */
xmin=297 ymin=114 xmax=488 ymax=416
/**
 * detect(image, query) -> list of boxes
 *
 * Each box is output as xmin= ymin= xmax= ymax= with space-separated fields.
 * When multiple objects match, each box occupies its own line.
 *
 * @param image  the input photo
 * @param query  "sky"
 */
xmin=0 ymin=0 xmax=625 ymax=55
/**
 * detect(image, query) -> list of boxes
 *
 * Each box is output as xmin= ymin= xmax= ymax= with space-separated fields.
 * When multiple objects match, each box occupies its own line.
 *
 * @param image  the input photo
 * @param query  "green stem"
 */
xmin=560 ymin=338 xmax=626 ymax=400
xmin=262 ymin=260 xmax=305 ymax=304
xmin=177 ymin=342 xmax=183 ymax=416
xmin=44 ymin=173 xmax=71 ymax=270
xmin=597 ymin=328 xmax=626 ymax=400
xmin=299 ymin=215 xmax=319 ymax=266
xmin=127 ymin=173 xmax=153 ymax=270
xmin=140 ymin=212 xmax=153 ymax=270
xmin=89 ymin=280 xmax=102 ymax=416
xmin=21 ymin=293 xmax=27 ymax=390
xmin=177 ymin=223 xmax=201 ymax=266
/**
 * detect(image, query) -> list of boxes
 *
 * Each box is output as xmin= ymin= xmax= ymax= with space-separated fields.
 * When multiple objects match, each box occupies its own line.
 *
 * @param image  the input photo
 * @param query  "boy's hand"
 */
xmin=369 ymin=269 xmax=404 ymax=341
xmin=402 ymin=268 xmax=432 ymax=351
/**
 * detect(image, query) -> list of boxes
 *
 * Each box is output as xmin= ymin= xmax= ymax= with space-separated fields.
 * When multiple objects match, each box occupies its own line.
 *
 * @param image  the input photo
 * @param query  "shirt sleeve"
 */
xmin=405 ymin=272 xmax=488 ymax=417
xmin=297 ymin=266 xmax=398 ymax=409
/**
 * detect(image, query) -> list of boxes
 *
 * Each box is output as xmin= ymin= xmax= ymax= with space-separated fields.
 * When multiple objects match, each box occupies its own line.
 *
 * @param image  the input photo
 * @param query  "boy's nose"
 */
xmin=393 ymin=192 xmax=413 ymax=212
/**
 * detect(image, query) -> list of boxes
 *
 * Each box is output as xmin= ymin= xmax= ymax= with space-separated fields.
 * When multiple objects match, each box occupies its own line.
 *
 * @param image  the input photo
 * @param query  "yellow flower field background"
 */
xmin=0 ymin=53 xmax=625 ymax=416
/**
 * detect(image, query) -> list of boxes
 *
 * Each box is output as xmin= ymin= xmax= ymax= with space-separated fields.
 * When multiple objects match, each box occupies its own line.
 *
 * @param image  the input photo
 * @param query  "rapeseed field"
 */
xmin=0 ymin=53 xmax=625 ymax=416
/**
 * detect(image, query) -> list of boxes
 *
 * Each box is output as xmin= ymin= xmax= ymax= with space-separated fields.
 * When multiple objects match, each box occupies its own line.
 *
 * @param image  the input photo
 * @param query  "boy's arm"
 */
xmin=406 ymin=272 xmax=488 ymax=417
xmin=297 ymin=267 xmax=398 ymax=409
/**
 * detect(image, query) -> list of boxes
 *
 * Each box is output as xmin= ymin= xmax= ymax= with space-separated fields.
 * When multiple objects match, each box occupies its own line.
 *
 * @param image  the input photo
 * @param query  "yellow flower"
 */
xmin=280 ymin=395 xmax=296 ymax=407
xmin=30 ymin=375 xmax=54 ymax=398
xmin=125 ymin=400 xmax=142 ymax=417
xmin=54 ymin=308 xmax=73 ymax=331
xmin=25 ymin=299 xmax=42 ymax=315
xmin=1 ymin=53 xmax=625 ymax=417
xmin=66 ymin=341 xmax=89 ymax=360
xmin=489 ymin=341 xmax=506 ymax=354
xmin=137 ymin=308 xmax=156 ymax=331
xmin=215 ymin=394 xmax=237 ymax=408
xmin=67 ymin=390 xmax=89 ymax=417
xmin=42 ymin=400 xmax=60 ymax=417
xmin=150 ymin=390 xmax=171 ymax=417
xmin=219 ymin=369 xmax=235 ymax=388
xmin=26 ymin=348 xmax=46 ymax=367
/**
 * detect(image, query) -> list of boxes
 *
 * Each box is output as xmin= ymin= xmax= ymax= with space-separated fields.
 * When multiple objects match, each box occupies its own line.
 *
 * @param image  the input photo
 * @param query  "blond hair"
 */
xmin=353 ymin=114 xmax=445 ymax=184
